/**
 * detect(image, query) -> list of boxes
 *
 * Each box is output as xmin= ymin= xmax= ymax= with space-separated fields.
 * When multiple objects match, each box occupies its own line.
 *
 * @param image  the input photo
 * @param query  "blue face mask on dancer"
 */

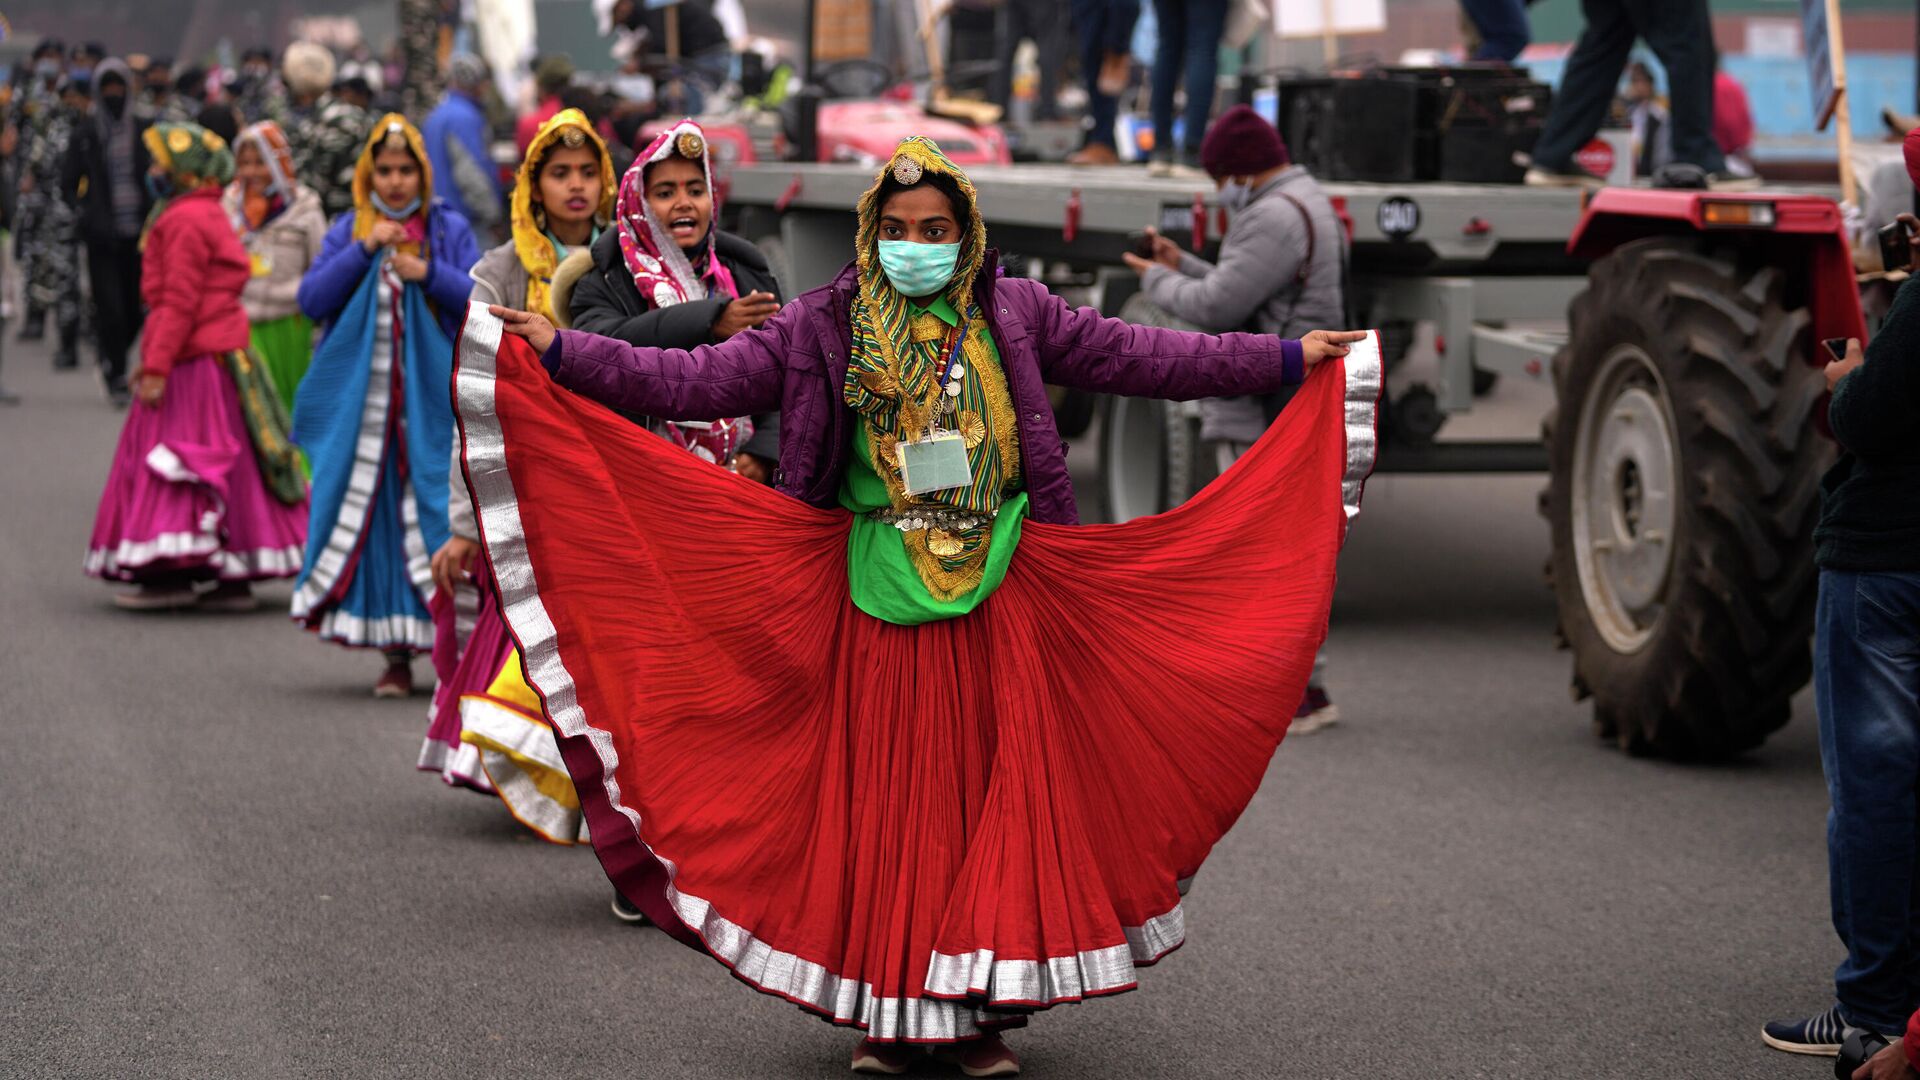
xmin=876 ymin=239 xmax=961 ymax=298
xmin=373 ymin=192 xmax=423 ymax=219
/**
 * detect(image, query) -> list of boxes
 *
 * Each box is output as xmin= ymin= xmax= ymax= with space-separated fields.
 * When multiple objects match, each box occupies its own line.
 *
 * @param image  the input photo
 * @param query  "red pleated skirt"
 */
xmin=456 ymin=318 xmax=1380 ymax=1043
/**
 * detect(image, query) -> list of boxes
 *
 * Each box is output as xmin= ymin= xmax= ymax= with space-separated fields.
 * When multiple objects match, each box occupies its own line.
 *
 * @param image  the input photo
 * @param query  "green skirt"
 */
xmin=251 ymin=313 xmax=315 ymax=415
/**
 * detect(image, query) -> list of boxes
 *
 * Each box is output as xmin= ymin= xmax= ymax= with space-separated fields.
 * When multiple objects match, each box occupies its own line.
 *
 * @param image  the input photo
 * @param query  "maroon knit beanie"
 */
xmin=1905 ymin=125 xmax=1920 ymax=191
xmin=1199 ymin=105 xmax=1290 ymax=179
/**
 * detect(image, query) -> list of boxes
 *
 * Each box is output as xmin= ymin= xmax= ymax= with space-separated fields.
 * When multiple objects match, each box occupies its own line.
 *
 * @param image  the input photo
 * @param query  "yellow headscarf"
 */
xmin=351 ymin=113 xmax=433 ymax=255
xmin=513 ymin=108 xmax=616 ymax=321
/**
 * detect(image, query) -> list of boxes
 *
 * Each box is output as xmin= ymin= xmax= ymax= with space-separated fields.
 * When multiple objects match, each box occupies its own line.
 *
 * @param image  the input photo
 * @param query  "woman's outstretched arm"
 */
xmin=1013 ymin=279 xmax=1360 ymax=398
xmin=493 ymin=303 xmax=790 ymax=421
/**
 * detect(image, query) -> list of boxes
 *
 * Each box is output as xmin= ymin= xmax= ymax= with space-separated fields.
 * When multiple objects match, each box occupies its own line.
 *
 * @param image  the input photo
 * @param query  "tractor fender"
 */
xmin=1567 ymin=189 xmax=1866 ymax=368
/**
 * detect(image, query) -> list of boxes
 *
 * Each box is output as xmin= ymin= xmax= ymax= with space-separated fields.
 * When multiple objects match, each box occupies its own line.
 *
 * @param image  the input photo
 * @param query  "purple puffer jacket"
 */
xmin=542 ymin=253 xmax=1306 ymax=525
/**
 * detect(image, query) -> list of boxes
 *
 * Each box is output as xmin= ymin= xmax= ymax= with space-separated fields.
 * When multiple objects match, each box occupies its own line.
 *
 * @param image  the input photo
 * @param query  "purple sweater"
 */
xmin=541 ymin=257 xmax=1305 ymax=525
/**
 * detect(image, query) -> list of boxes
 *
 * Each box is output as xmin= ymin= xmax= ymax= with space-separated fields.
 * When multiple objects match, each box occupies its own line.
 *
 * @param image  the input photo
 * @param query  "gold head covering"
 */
xmin=513 ymin=108 xmax=616 ymax=321
xmin=845 ymin=138 xmax=1020 ymax=601
xmin=351 ymin=113 xmax=432 ymax=253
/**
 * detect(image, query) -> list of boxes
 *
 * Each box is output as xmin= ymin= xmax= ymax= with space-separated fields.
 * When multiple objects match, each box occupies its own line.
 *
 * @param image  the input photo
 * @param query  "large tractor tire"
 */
xmin=1099 ymin=294 xmax=1212 ymax=521
xmin=1543 ymin=238 xmax=1831 ymax=758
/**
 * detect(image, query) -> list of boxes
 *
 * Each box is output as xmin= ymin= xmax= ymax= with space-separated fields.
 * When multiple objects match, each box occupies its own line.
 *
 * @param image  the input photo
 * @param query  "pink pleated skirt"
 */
xmin=85 ymin=354 xmax=308 ymax=583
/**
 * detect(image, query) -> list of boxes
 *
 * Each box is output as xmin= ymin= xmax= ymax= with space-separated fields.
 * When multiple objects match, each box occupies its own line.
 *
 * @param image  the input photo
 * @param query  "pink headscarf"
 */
xmin=616 ymin=119 xmax=740 ymax=309
xmin=616 ymin=118 xmax=751 ymax=464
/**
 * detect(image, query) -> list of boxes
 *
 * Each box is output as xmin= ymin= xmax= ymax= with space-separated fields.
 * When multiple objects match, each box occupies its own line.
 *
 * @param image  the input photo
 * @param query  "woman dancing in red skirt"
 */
xmin=461 ymin=136 xmax=1379 ymax=1076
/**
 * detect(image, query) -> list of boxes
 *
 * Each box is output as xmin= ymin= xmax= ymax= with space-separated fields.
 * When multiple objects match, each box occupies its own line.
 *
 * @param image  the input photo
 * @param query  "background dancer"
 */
xmin=560 ymin=118 xmax=782 ymax=482
xmin=224 ymin=120 xmax=327 ymax=414
xmin=420 ymin=107 xmax=614 ymax=824
xmin=292 ymin=115 xmax=479 ymax=698
xmin=84 ymin=122 xmax=307 ymax=610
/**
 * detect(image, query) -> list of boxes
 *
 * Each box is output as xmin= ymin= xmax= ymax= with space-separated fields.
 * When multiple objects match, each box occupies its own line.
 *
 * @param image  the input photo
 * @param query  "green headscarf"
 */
xmin=140 ymin=122 xmax=236 ymax=247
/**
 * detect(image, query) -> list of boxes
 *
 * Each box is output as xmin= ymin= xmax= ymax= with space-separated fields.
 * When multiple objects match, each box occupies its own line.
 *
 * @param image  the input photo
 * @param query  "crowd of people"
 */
xmin=22 ymin=26 xmax=1376 ymax=1076
xmin=17 ymin=8 xmax=1920 ymax=1076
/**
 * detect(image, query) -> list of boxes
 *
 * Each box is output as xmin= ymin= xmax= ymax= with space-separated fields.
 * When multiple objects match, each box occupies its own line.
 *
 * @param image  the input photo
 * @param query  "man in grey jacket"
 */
xmin=1123 ymin=104 xmax=1346 ymax=731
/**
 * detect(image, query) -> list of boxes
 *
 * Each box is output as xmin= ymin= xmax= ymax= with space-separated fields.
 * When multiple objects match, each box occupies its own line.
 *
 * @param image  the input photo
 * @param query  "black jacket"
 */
xmin=568 ymin=226 xmax=783 ymax=462
xmin=65 ymin=112 xmax=153 ymax=244
xmin=1815 ymin=275 xmax=1920 ymax=571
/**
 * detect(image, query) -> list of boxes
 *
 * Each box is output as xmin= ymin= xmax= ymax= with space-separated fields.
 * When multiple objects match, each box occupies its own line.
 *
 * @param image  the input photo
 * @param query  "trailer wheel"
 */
xmin=1101 ymin=395 xmax=1170 ymax=522
xmin=1544 ymin=238 xmax=1829 ymax=758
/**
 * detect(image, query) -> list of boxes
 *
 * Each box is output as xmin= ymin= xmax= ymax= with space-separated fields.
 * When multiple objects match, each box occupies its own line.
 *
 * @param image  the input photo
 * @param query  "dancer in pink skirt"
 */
xmin=85 ymin=122 xmax=308 ymax=611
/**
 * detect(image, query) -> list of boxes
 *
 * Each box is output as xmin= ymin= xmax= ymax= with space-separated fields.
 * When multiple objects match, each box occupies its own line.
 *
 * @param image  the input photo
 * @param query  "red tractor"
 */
xmin=1542 ymin=189 xmax=1862 ymax=755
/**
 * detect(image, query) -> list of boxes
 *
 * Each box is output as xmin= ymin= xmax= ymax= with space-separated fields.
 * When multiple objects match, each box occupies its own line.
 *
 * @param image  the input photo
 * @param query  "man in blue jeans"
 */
xmin=1765 ymin=142 xmax=1920 ymax=1056
xmin=1067 ymin=0 xmax=1141 ymax=165
xmin=1522 ymin=0 xmax=1753 ymax=189
xmin=1147 ymin=0 xmax=1227 ymax=177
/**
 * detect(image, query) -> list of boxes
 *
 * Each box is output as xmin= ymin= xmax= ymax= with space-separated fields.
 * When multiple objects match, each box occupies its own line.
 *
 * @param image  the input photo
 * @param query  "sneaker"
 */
xmin=610 ymin=892 xmax=652 ymax=925
xmin=935 ymin=1034 xmax=1020 ymax=1078
xmin=1290 ymin=686 xmax=1340 ymax=735
xmin=1524 ymin=164 xmax=1604 ymax=189
xmin=373 ymin=661 xmax=414 ymax=699
xmin=195 ymin=582 xmax=258 ymax=613
xmin=1147 ymin=155 xmax=1174 ymax=178
xmin=113 ymin=584 xmax=198 ymax=611
xmin=850 ymin=1038 xmax=916 ymax=1075
xmin=1761 ymin=1006 xmax=1853 ymax=1056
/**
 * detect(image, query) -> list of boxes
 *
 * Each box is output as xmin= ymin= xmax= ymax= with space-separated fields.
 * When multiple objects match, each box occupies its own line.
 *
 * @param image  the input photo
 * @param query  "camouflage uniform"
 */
xmin=233 ymin=79 xmax=290 ymax=127
xmin=19 ymin=98 xmax=84 ymax=361
xmin=12 ymin=79 xmax=64 ymax=320
xmin=398 ymin=0 xmax=446 ymax=121
xmin=291 ymin=95 xmax=373 ymax=220
xmin=158 ymin=95 xmax=198 ymax=126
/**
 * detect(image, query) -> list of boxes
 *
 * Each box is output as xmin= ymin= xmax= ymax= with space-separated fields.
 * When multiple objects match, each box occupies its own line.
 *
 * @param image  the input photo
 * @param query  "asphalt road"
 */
xmin=1 ymin=337 xmax=1845 ymax=1079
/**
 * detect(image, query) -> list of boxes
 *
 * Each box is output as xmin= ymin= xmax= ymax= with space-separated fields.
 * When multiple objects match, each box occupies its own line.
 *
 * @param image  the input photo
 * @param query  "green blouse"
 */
xmin=838 ymin=298 xmax=1029 ymax=625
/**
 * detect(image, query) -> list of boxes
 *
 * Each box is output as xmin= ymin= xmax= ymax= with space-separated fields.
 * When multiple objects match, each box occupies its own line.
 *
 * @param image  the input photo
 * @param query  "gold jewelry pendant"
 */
xmin=926 ymin=528 xmax=965 ymax=557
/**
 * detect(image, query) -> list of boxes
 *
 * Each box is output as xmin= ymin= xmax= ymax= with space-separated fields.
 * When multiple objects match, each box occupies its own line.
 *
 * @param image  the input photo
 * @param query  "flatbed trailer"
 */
xmin=724 ymin=160 xmax=1864 ymax=763
xmin=731 ymin=163 xmax=1593 ymax=476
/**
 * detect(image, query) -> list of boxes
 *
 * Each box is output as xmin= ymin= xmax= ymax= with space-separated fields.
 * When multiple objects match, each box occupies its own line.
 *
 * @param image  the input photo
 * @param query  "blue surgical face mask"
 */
xmin=34 ymin=59 xmax=60 ymax=78
xmin=876 ymin=239 xmax=961 ymax=298
xmin=1218 ymin=179 xmax=1252 ymax=213
xmin=145 ymin=172 xmax=174 ymax=201
xmin=372 ymin=192 xmax=423 ymax=219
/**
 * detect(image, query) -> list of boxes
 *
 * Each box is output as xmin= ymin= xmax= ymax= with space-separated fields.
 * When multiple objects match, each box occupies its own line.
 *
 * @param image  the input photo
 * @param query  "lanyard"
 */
xmin=929 ymin=305 xmax=975 ymax=431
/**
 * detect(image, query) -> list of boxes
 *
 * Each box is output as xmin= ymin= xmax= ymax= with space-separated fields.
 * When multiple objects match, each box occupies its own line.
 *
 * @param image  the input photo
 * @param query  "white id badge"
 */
xmin=898 ymin=432 xmax=972 ymax=496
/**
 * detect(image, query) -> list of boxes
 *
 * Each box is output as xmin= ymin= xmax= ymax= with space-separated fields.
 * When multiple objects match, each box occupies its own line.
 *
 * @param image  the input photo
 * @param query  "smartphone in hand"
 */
xmin=1879 ymin=220 xmax=1913 ymax=273
xmin=1127 ymin=231 xmax=1158 ymax=260
xmin=1821 ymin=337 xmax=1850 ymax=363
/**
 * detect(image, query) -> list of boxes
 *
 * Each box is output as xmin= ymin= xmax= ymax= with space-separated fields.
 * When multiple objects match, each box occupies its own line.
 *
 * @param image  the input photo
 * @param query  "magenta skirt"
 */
xmin=418 ymin=560 xmax=511 ymax=792
xmin=86 ymin=354 xmax=308 ymax=583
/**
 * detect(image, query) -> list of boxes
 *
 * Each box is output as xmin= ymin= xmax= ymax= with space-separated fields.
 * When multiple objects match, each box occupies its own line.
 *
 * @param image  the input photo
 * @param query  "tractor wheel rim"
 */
xmin=1571 ymin=345 xmax=1679 ymax=654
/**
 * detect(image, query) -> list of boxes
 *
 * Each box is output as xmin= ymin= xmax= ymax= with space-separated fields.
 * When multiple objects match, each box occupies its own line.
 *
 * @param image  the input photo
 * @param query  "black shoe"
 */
xmin=1762 ymin=1006 xmax=1854 ymax=1056
xmin=18 ymin=311 xmax=45 ymax=342
xmin=52 ymin=349 xmax=78 ymax=370
xmin=610 ymin=892 xmax=651 ymax=925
